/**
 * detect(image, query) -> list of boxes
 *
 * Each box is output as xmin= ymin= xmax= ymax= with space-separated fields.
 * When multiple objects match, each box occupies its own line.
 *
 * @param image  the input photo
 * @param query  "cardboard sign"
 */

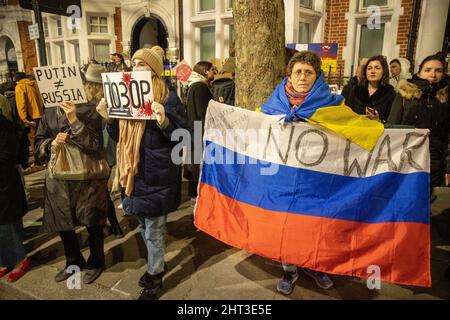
xmin=287 ymin=43 xmax=339 ymax=73
xmin=33 ymin=64 xmax=87 ymax=108
xmin=174 ymin=60 xmax=192 ymax=84
xmin=102 ymin=71 xmax=155 ymax=120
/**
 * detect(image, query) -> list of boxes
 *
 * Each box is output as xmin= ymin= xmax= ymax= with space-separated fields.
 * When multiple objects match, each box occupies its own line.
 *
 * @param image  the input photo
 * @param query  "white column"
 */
xmin=182 ymin=0 xmax=195 ymax=66
xmin=215 ymin=0 xmax=224 ymax=58
xmin=284 ymin=0 xmax=297 ymax=43
xmin=78 ymin=10 xmax=90 ymax=65
xmin=415 ymin=0 xmax=450 ymax=72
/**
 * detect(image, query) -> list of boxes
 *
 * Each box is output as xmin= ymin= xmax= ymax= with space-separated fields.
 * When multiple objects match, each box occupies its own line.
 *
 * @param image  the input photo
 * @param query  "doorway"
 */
xmin=130 ymin=16 xmax=168 ymax=57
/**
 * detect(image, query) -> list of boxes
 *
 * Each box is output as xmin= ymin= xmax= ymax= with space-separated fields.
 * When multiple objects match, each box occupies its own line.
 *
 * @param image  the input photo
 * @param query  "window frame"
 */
xmin=89 ymin=41 xmax=111 ymax=63
xmin=55 ymin=42 xmax=66 ymax=64
xmin=199 ymin=25 xmax=216 ymax=61
xmin=353 ymin=18 xmax=391 ymax=70
xmin=43 ymin=18 xmax=49 ymax=37
xmin=88 ymin=15 xmax=108 ymax=34
xmin=227 ymin=0 xmax=233 ymax=11
xmin=197 ymin=0 xmax=216 ymax=14
xmin=56 ymin=18 xmax=63 ymax=37
xmin=298 ymin=20 xmax=312 ymax=43
xmin=300 ymin=0 xmax=314 ymax=10
xmin=358 ymin=0 xmax=391 ymax=11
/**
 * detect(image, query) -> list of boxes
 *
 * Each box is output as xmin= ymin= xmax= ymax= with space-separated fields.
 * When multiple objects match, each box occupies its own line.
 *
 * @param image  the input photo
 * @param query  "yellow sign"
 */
xmin=321 ymin=58 xmax=338 ymax=73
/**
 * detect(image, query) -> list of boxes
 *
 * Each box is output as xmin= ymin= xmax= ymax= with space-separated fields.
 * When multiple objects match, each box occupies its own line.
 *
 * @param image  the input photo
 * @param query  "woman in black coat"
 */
xmin=345 ymin=55 xmax=396 ymax=123
xmin=0 ymin=114 xmax=29 ymax=282
xmin=184 ymin=61 xmax=216 ymax=200
xmin=387 ymin=54 xmax=449 ymax=192
xmin=35 ymin=73 xmax=109 ymax=285
xmin=102 ymin=46 xmax=190 ymax=300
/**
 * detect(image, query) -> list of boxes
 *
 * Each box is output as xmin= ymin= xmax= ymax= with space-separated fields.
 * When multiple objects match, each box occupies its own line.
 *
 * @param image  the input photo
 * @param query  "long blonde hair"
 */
xmin=152 ymin=74 xmax=169 ymax=104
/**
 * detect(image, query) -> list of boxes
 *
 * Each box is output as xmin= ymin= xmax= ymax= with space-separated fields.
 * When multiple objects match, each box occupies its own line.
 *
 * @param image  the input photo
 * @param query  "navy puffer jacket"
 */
xmin=108 ymin=90 xmax=190 ymax=218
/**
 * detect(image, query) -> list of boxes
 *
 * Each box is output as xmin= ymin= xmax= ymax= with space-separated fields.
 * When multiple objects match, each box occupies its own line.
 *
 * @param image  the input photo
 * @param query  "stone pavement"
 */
xmin=1 ymin=168 xmax=449 ymax=300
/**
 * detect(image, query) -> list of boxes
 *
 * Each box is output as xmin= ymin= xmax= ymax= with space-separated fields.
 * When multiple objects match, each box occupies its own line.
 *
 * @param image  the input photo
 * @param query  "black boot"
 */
xmin=139 ymin=264 xmax=167 ymax=288
xmin=445 ymin=265 xmax=450 ymax=281
xmin=137 ymin=272 xmax=164 ymax=300
xmin=109 ymin=224 xmax=124 ymax=239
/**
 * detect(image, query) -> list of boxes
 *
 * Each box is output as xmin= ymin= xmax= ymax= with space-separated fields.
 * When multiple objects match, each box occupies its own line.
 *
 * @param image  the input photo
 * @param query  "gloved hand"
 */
xmin=152 ymin=102 xmax=168 ymax=128
xmin=96 ymin=98 xmax=109 ymax=121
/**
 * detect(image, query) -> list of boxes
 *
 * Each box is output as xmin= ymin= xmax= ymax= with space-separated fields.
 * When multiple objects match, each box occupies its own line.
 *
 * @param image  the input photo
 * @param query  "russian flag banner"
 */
xmin=194 ymin=101 xmax=431 ymax=287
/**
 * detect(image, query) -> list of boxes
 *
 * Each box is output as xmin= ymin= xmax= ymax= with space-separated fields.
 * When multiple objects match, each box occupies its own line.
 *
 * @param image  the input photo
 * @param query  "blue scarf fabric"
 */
xmin=261 ymin=73 xmax=344 ymax=121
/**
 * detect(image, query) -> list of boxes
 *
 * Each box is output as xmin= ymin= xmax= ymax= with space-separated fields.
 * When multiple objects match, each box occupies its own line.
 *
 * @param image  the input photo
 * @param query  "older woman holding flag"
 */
xmin=261 ymin=51 xmax=384 ymax=295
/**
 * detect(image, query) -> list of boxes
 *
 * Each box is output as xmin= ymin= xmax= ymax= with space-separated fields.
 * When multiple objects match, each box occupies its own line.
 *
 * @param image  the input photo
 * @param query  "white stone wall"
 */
xmin=0 ymin=4 xmax=32 ymax=73
xmin=414 ymin=0 xmax=450 ymax=72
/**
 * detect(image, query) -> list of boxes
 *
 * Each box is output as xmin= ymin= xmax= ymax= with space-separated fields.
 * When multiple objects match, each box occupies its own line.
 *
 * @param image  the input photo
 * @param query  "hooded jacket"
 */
xmin=387 ymin=75 xmax=449 ymax=185
xmin=389 ymin=58 xmax=412 ymax=87
xmin=15 ymin=78 xmax=44 ymax=126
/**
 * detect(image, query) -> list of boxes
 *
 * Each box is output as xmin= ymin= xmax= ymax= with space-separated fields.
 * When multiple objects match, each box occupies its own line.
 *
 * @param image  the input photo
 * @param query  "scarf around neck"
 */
xmin=285 ymin=79 xmax=309 ymax=109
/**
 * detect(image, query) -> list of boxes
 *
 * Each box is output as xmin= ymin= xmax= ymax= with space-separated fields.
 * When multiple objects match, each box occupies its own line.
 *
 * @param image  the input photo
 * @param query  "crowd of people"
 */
xmin=0 ymin=43 xmax=449 ymax=299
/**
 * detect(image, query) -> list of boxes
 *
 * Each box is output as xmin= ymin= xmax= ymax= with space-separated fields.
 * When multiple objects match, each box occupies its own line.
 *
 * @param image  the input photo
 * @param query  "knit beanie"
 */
xmin=131 ymin=46 xmax=165 ymax=78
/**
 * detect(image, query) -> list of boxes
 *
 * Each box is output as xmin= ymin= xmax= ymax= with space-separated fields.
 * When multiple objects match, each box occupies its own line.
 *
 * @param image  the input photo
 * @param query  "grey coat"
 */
xmin=35 ymin=103 xmax=108 ymax=232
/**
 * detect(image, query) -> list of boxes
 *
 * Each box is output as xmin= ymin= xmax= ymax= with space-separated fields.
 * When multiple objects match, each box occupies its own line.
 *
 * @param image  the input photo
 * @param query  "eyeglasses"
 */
xmin=291 ymin=70 xmax=316 ymax=79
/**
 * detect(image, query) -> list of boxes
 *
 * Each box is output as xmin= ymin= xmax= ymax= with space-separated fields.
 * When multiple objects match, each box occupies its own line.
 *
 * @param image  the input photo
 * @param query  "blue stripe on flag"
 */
xmin=201 ymin=141 xmax=430 ymax=224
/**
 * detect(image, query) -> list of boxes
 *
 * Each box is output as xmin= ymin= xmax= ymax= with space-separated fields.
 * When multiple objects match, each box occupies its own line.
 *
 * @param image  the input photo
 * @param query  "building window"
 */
xmin=199 ymin=0 xmax=215 ymax=12
xmin=358 ymin=23 xmax=385 ymax=61
xmin=227 ymin=0 xmax=233 ymax=10
xmin=89 ymin=16 xmax=108 ymax=33
xmin=360 ymin=0 xmax=388 ymax=9
xmin=56 ymin=43 xmax=66 ymax=64
xmin=299 ymin=22 xmax=311 ymax=43
xmin=300 ymin=0 xmax=313 ymax=9
xmin=91 ymin=42 xmax=110 ymax=62
xmin=0 ymin=0 xmax=7 ymax=7
xmin=43 ymin=19 xmax=49 ymax=37
xmin=229 ymin=24 xmax=235 ymax=45
xmin=73 ymin=43 xmax=81 ymax=65
xmin=46 ymin=43 xmax=52 ymax=65
xmin=200 ymin=26 xmax=215 ymax=60
xmin=56 ymin=18 xmax=63 ymax=37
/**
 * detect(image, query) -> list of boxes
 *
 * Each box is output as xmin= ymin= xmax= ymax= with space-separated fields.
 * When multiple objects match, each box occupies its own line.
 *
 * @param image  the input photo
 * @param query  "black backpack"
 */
xmin=211 ymin=78 xmax=235 ymax=106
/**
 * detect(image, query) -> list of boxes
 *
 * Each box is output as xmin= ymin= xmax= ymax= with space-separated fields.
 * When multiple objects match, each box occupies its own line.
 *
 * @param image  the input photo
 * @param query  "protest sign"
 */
xmin=174 ymin=60 xmax=192 ymax=84
xmin=33 ymin=64 xmax=87 ymax=108
xmin=102 ymin=71 xmax=155 ymax=120
xmin=195 ymin=101 xmax=431 ymax=287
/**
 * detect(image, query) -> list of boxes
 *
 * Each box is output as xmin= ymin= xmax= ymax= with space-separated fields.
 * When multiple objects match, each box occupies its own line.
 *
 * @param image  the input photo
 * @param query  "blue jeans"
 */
xmin=137 ymin=215 xmax=167 ymax=275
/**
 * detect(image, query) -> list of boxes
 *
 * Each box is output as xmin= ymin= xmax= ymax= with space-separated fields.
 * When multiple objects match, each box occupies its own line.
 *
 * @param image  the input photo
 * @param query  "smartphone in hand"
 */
xmin=366 ymin=107 xmax=376 ymax=115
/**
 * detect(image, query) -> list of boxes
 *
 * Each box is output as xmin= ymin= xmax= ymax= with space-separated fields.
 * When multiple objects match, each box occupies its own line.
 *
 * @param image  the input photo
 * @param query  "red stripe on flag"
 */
xmin=194 ymin=183 xmax=431 ymax=287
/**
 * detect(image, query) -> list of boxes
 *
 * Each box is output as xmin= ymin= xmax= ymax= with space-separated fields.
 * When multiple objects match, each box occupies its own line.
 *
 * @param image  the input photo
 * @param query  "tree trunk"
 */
xmin=233 ymin=0 xmax=285 ymax=111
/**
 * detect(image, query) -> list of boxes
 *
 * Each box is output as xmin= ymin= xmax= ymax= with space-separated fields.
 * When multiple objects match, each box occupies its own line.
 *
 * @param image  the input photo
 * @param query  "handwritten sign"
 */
xmin=102 ymin=71 xmax=154 ymax=120
xmin=33 ymin=64 xmax=87 ymax=108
